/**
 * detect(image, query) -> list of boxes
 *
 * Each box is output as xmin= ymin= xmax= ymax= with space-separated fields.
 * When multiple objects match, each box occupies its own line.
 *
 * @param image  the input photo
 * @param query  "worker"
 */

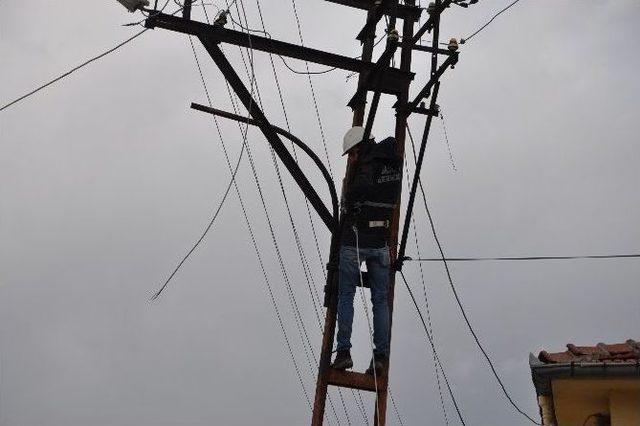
xmin=331 ymin=126 xmax=403 ymax=375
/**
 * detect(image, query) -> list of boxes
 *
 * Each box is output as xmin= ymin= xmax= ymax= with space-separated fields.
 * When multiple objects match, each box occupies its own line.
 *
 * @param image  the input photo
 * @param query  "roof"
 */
xmin=530 ymin=339 xmax=640 ymax=397
xmin=538 ymin=339 xmax=640 ymax=364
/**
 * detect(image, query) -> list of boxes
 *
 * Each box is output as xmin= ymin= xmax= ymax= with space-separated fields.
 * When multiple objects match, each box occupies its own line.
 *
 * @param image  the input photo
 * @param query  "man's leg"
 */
xmin=366 ymin=246 xmax=391 ymax=357
xmin=336 ymin=246 xmax=360 ymax=352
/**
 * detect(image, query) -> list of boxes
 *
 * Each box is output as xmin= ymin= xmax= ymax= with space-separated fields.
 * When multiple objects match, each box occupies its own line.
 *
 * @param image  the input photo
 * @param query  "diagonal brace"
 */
xmin=396 ymin=82 xmax=441 ymax=267
xmin=347 ymin=38 xmax=400 ymax=109
xmin=197 ymin=36 xmax=338 ymax=233
xmin=403 ymin=52 xmax=457 ymax=113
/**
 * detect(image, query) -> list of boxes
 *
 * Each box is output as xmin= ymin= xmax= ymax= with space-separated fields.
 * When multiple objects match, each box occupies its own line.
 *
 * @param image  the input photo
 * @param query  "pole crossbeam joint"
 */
xmin=394 ymin=52 xmax=457 ymax=116
xmin=347 ymin=39 xmax=402 ymax=109
xmin=356 ymin=0 xmax=394 ymax=41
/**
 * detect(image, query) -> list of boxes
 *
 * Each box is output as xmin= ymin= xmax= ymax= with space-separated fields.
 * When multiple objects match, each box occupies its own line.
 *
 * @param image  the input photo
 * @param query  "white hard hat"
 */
xmin=342 ymin=126 xmax=373 ymax=155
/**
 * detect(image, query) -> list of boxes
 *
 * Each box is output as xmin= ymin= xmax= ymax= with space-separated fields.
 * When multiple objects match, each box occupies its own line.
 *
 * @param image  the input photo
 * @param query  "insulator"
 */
xmin=448 ymin=38 xmax=459 ymax=51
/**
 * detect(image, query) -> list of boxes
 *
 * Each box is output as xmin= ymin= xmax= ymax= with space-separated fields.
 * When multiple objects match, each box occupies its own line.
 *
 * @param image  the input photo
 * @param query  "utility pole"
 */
xmin=143 ymin=1 xmax=459 ymax=424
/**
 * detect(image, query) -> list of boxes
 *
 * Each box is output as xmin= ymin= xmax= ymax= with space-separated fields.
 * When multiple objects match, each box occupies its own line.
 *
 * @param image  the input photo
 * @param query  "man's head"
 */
xmin=342 ymin=126 xmax=374 ymax=156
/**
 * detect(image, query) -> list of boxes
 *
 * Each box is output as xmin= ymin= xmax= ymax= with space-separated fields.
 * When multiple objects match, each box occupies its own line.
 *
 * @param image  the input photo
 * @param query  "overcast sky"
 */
xmin=1 ymin=1 xmax=639 ymax=425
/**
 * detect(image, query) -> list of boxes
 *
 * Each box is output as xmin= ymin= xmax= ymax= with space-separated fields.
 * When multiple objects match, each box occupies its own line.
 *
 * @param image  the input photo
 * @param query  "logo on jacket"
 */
xmin=377 ymin=165 xmax=401 ymax=183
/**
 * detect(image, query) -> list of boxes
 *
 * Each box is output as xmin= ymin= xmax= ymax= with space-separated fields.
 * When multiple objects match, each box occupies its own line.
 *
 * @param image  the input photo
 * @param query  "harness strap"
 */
xmin=356 ymin=201 xmax=397 ymax=209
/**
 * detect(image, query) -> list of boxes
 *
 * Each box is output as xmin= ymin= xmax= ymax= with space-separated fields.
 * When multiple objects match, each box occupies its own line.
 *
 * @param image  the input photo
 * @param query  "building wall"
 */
xmin=610 ymin=390 xmax=640 ymax=426
xmin=551 ymin=378 xmax=640 ymax=426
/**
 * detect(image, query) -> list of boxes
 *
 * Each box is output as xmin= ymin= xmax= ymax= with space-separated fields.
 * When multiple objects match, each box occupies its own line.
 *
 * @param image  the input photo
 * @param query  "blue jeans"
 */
xmin=336 ymin=245 xmax=391 ymax=356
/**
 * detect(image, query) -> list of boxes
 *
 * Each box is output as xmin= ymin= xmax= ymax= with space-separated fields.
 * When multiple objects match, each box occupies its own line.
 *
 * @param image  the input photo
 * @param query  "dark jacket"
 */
xmin=341 ymin=137 xmax=403 ymax=248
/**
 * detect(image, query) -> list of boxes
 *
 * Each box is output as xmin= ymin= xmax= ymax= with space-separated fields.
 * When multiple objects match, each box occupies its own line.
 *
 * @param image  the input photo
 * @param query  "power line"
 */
xmin=151 ymin=136 xmax=245 ymax=300
xmin=219 ymin=5 xmax=325 ymax=419
xmin=406 ymin=125 xmax=540 ymax=425
xmin=408 ymin=254 xmax=640 ymax=262
xmin=1 ymin=29 xmax=147 ymax=112
xmin=0 ymin=1 xmax=204 ymax=113
xmin=399 ymin=271 xmax=467 ymax=426
xmin=288 ymin=0 xmax=334 ymax=179
xmin=174 ymin=3 xmax=322 ymax=420
xmin=403 ymin=156 xmax=449 ymax=426
xmin=388 ymin=386 xmax=405 ymax=426
xmin=461 ymin=0 xmax=523 ymax=44
xmin=247 ymin=3 xmax=364 ymax=423
xmin=439 ymin=109 xmax=457 ymax=172
xmin=219 ymin=3 xmax=346 ymax=423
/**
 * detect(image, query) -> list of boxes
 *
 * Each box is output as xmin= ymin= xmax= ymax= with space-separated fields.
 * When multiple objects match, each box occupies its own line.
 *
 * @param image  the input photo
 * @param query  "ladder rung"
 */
xmin=327 ymin=368 xmax=388 ymax=392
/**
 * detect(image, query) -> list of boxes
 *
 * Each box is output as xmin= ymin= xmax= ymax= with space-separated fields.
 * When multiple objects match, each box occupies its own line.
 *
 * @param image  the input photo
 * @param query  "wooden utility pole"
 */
xmin=144 ymin=1 xmax=458 ymax=424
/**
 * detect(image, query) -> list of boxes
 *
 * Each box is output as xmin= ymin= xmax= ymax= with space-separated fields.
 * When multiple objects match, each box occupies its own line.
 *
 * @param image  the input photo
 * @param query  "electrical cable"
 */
xmin=1 ymin=30 xmax=146 ymax=112
xmin=408 ymin=254 xmax=640 ymax=262
xmin=226 ymin=14 xmax=338 ymax=75
xmin=151 ymin=137 xmax=245 ymax=300
xmin=399 ymin=271 xmax=466 ymax=425
xmin=288 ymin=0 xmax=334 ymax=179
xmin=405 ymin=125 xmax=540 ymax=425
xmin=178 ymin=3 xmax=321 ymax=418
xmin=403 ymin=158 xmax=449 ymax=425
xmin=196 ymin=6 xmax=342 ymax=421
xmin=388 ymin=385 xmax=405 ymax=426
xmin=0 ymin=2 xmax=204 ymax=113
xmin=221 ymin=3 xmax=345 ymax=423
xmin=220 ymin=8 xmax=324 ymax=420
xmin=439 ymin=109 xmax=457 ymax=172
xmin=232 ymin=2 xmax=368 ymax=424
xmin=248 ymin=3 xmax=365 ymax=423
xmin=461 ymin=0 xmax=522 ymax=44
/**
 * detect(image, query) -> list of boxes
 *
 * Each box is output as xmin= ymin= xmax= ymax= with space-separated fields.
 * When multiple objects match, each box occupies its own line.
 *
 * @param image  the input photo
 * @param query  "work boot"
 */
xmin=331 ymin=350 xmax=353 ymax=370
xmin=365 ymin=353 xmax=388 ymax=376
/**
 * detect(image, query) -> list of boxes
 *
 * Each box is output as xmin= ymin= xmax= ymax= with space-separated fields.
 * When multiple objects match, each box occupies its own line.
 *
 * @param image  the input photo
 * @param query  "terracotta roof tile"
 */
xmin=538 ymin=339 xmax=640 ymax=364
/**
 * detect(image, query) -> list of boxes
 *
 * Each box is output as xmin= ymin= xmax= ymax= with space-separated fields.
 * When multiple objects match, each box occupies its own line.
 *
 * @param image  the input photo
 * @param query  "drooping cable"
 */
xmin=0 ymin=1 xmax=202 ymax=112
xmin=151 ymin=128 xmax=245 ymax=300
xmin=0 ymin=30 xmax=147 ymax=112
xmin=439 ymin=109 xmax=457 ymax=172
xmin=398 ymin=271 xmax=466 ymax=425
xmin=405 ymin=125 xmax=540 ymax=425
xmin=388 ymin=385 xmax=405 ymax=426
xmin=185 ymin=4 xmax=319 ymax=415
xmin=288 ymin=0 xmax=334 ymax=179
xmin=403 ymin=156 xmax=449 ymax=425
xmin=221 ymin=3 xmax=344 ymax=422
xmin=246 ymin=3 xmax=364 ymax=423
xmin=461 ymin=0 xmax=522 ymax=44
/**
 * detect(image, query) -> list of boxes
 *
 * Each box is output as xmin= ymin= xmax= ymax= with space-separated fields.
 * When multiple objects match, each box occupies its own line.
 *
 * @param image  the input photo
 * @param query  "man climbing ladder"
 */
xmin=332 ymin=126 xmax=403 ymax=376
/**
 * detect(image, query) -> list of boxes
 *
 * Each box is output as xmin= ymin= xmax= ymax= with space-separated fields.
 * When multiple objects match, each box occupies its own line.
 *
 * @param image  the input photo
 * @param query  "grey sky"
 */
xmin=1 ymin=1 xmax=639 ymax=425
